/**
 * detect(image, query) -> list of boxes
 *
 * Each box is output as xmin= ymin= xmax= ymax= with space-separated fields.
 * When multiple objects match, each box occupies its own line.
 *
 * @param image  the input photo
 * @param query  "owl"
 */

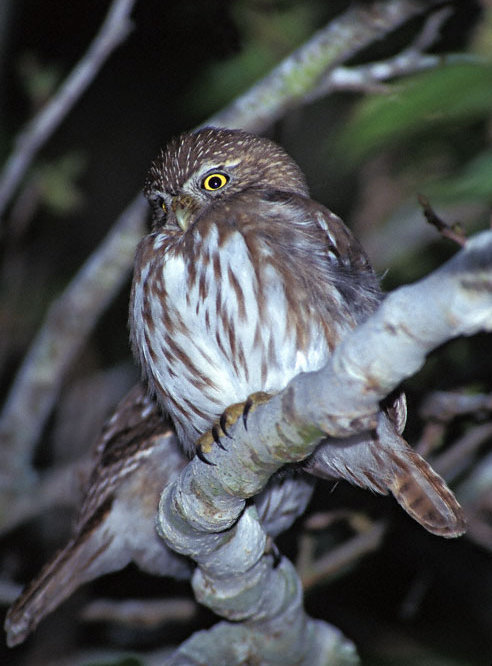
xmin=130 ymin=127 xmax=466 ymax=538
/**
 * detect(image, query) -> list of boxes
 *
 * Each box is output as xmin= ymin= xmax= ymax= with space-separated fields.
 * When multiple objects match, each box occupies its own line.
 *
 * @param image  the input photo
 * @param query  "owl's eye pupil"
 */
xmin=202 ymin=173 xmax=229 ymax=191
xmin=208 ymin=177 xmax=221 ymax=189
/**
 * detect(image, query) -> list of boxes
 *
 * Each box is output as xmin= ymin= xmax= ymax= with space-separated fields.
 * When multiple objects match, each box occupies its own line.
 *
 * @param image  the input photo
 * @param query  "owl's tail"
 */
xmin=385 ymin=443 xmax=466 ymax=538
xmin=306 ymin=413 xmax=466 ymax=538
xmin=4 ymin=527 xmax=122 ymax=647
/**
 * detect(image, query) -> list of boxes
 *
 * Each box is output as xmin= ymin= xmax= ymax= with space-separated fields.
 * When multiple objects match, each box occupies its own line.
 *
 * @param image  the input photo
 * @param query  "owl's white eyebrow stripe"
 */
xmin=223 ymin=159 xmax=241 ymax=168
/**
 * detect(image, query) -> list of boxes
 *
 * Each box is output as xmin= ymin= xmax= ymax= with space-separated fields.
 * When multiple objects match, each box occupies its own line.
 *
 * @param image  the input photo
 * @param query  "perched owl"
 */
xmin=130 ymin=127 xmax=466 ymax=538
xmin=5 ymin=127 xmax=465 ymax=651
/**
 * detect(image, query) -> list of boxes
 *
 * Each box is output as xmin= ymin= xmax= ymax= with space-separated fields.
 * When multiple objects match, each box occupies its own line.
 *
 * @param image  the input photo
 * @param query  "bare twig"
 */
xmin=418 ymin=194 xmax=468 ymax=246
xmin=420 ymin=390 xmax=492 ymax=422
xmin=297 ymin=510 xmax=385 ymax=589
xmin=432 ymin=421 xmax=492 ymax=481
xmin=414 ymin=421 xmax=446 ymax=457
xmin=299 ymin=521 xmax=387 ymax=590
xmin=412 ymin=5 xmax=451 ymax=51
xmin=81 ymin=597 xmax=196 ymax=628
xmin=0 ymin=0 xmax=136 ymax=222
xmin=0 ymin=456 xmax=91 ymax=536
xmin=307 ymin=6 xmax=457 ymax=100
xmin=416 ymin=389 xmax=492 ymax=456
xmin=311 ymin=52 xmax=477 ymax=98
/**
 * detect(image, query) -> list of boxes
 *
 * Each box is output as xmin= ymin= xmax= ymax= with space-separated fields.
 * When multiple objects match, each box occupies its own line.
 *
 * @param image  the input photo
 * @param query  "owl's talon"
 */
xmin=219 ymin=412 xmax=233 ymax=439
xmin=242 ymin=391 xmax=273 ymax=431
xmin=212 ymin=424 xmax=227 ymax=451
xmin=196 ymin=446 xmax=215 ymax=465
xmin=243 ymin=397 xmax=253 ymax=431
xmin=195 ymin=393 xmax=272 ymax=459
xmin=196 ymin=430 xmax=216 ymax=462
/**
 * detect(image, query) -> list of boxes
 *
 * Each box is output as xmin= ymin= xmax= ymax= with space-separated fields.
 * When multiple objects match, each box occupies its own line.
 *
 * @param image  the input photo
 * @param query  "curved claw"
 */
xmin=212 ymin=424 xmax=227 ymax=451
xmin=196 ymin=447 xmax=215 ymax=465
xmin=242 ymin=392 xmax=272 ymax=431
xmin=219 ymin=412 xmax=233 ymax=439
xmin=242 ymin=397 xmax=253 ymax=431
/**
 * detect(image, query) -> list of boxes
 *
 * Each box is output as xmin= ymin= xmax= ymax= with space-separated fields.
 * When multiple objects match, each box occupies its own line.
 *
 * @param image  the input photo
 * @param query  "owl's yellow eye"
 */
xmin=154 ymin=196 xmax=167 ymax=214
xmin=201 ymin=173 xmax=229 ymax=191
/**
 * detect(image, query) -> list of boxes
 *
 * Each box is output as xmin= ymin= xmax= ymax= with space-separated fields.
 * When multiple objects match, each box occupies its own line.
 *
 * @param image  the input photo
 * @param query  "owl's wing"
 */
xmin=304 ymin=200 xmax=382 ymax=321
xmin=301 ymin=205 xmax=464 ymax=537
xmin=5 ymin=385 xmax=190 ymax=648
xmin=306 ymin=199 xmax=408 ymax=430
xmin=79 ymin=383 xmax=169 ymax=527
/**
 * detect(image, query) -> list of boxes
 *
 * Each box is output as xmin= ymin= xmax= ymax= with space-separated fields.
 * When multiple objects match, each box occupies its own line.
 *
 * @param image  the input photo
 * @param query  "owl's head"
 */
xmin=144 ymin=127 xmax=308 ymax=231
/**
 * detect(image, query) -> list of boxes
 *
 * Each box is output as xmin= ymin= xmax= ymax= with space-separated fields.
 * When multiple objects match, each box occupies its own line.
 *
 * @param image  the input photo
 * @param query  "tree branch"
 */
xmin=299 ymin=520 xmax=387 ymax=590
xmin=306 ymin=6 xmax=457 ymax=100
xmin=209 ymin=0 xmax=442 ymax=132
xmin=0 ymin=195 xmax=146 ymax=489
xmin=0 ymin=0 xmax=137 ymax=222
xmin=156 ymin=231 xmax=492 ymax=665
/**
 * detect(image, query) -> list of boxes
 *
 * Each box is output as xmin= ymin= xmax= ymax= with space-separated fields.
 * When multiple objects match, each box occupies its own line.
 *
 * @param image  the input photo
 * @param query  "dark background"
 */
xmin=1 ymin=1 xmax=491 ymax=664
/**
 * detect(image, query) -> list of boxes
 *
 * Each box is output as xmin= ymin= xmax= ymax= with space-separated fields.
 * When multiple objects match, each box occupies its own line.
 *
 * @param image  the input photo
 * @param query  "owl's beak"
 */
xmin=172 ymin=195 xmax=195 ymax=232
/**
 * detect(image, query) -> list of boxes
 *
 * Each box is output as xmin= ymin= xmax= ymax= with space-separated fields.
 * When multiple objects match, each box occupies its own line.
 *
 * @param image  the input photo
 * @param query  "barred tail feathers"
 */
xmin=5 ymin=529 xmax=119 ymax=647
xmin=306 ymin=414 xmax=466 ymax=538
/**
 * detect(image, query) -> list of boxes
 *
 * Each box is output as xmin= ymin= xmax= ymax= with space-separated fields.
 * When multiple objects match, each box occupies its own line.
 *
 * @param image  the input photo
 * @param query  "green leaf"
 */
xmin=187 ymin=1 xmax=317 ymax=115
xmin=339 ymin=61 xmax=492 ymax=162
xmin=427 ymin=150 xmax=492 ymax=203
xmin=35 ymin=152 xmax=86 ymax=215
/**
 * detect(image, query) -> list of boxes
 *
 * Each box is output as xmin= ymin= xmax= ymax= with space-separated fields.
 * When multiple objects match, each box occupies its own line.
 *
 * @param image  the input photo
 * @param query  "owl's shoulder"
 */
xmin=291 ymin=196 xmax=374 ymax=276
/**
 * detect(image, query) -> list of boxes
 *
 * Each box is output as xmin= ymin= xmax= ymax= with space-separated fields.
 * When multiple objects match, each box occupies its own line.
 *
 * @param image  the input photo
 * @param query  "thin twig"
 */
xmin=418 ymin=194 xmax=468 ymax=246
xmin=414 ymin=421 xmax=446 ymax=457
xmin=311 ymin=53 xmax=476 ymax=98
xmin=0 ymin=0 xmax=136 ymax=223
xmin=0 ymin=456 xmax=91 ymax=536
xmin=81 ymin=597 xmax=196 ymax=628
xmin=307 ymin=7 xmax=458 ymax=101
xmin=299 ymin=521 xmax=387 ymax=590
xmin=432 ymin=421 xmax=492 ymax=481
xmin=412 ymin=5 xmax=452 ymax=52
xmin=420 ymin=390 xmax=492 ymax=422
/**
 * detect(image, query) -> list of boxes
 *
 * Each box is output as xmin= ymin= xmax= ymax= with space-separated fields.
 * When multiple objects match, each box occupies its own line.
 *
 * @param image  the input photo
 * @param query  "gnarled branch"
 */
xmin=157 ymin=231 xmax=492 ymax=665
